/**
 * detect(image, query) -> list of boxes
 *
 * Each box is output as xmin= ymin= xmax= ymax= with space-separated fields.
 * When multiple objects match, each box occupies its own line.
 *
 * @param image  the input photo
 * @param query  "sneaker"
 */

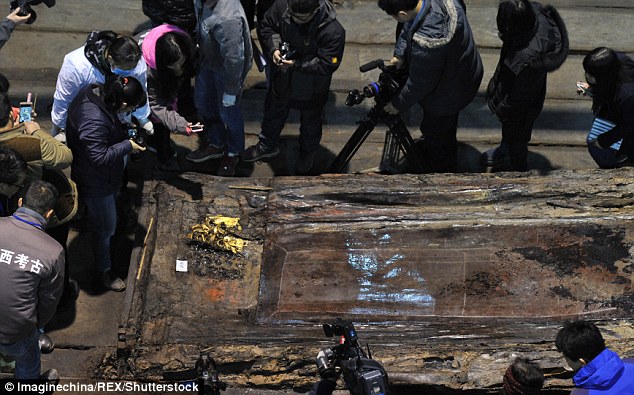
xmin=240 ymin=142 xmax=280 ymax=163
xmin=217 ymin=155 xmax=239 ymax=177
xmin=296 ymin=149 xmax=316 ymax=175
xmin=56 ymin=279 xmax=80 ymax=313
xmin=158 ymin=154 xmax=181 ymax=172
xmin=101 ymin=270 xmax=126 ymax=292
xmin=40 ymin=368 xmax=60 ymax=383
xmin=186 ymin=145 xmax=224 ymax=163
xmin=39 ymin=332 xmax=54 ymax=354
xmin=480 ymin=144 xmax=510 ymax=171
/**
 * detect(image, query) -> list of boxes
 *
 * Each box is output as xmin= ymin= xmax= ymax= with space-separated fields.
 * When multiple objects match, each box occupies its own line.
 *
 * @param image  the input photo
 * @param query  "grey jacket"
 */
xmin=0 ymin=18 xmax=15 ymax=51
xmin=393 ymin=0 xmax=483 ymax=116
xmin=194 ymin=0 xmax=253 ymax=96
xmin=0 ymin=208 xmax=64 ymax=343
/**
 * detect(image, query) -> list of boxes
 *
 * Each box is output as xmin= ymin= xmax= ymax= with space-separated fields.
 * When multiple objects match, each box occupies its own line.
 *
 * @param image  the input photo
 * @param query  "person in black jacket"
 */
xmin=66 ymin=75 xmax=146 ymax=292
xmin=482 ymin=0 xmax=568 ymax=172
xmin=579 ymin=47 xmax=634 ymax=168
xmin=241 ymin=0 xmax=345 ymax=175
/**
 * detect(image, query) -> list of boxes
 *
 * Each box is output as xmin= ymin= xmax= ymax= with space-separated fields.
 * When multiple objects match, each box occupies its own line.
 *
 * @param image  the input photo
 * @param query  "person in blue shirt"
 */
xmin=555 ymin=320 xmax=634 ymax=395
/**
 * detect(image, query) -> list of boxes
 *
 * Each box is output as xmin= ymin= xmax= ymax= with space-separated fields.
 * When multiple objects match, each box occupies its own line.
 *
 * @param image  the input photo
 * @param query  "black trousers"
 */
xmin=500 ymin=106 xmax=541 ymax=171
xmin=46 ymin=223 xmax=71 ymax=295
xmin=418 ymin=112 xmax=460 ymax=173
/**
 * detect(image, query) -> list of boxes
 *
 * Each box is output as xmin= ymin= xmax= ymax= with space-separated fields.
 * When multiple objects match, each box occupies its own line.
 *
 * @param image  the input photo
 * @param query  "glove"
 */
xmin=383 ymin=101 xmax=400 ymax=115
xmin=222 ymin=93 xmax=236 ymax=107
xmin=139 ymin=119 xmax=155 ymax=135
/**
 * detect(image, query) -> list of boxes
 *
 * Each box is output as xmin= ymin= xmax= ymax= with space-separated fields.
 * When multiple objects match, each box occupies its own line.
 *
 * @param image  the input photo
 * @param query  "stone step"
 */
xmin=2 ymin=0 xmax=633 ymax=77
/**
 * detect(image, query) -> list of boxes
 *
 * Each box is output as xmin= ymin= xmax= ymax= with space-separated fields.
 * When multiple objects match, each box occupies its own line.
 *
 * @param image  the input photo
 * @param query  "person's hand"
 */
xmin=186 ymin=122 xmax=204 ymax=135
xmin=272 ymin=49 xmax=295 ymax=70
xmin=576 ymin=81 xmax=591 ymax=96
xmin=389 ymin=56 xmax=405 ymax=69
xmin=23 ymin=121 xmax=40 ymax=135
xmin=383 ymin=102 xmax=399 ymax=115
xmin=129 ymin=139 xmax=146 ymax=153
xmin=6 ymin=8 xmax=31 ymax=25
xmin=222 ymin=93 xmax=236 ymax=107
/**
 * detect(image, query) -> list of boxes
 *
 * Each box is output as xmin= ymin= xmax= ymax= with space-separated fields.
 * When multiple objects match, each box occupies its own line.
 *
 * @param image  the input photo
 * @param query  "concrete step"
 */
xmin=2 ymin=0 xmax=633 ymax=78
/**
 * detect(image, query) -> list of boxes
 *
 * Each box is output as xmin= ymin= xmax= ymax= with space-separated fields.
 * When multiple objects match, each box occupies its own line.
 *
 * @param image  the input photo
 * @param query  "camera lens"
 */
xmin=363 ymin=82 xmax=381 ymax=98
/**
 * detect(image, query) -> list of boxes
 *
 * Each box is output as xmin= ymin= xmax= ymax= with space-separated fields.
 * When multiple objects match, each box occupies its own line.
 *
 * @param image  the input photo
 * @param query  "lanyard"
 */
xmin=12 ymin=214 xmax=44 ymax=230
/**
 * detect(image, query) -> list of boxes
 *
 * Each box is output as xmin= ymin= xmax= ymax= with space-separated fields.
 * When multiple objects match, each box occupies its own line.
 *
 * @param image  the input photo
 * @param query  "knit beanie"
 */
xmin=502 ymin=365 xmax=541 ymax=395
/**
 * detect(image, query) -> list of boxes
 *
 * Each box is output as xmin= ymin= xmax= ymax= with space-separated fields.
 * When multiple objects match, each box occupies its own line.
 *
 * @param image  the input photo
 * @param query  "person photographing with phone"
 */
xmin=578 ymin=47 xmax=634 ymax=169
xmin=65 ymin=75 xmax=146 ymax=292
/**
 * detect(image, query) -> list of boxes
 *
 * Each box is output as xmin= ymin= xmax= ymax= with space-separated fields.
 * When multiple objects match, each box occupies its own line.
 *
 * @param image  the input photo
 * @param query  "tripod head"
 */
xmin=345 ymin=59 xmax=408 ymax=107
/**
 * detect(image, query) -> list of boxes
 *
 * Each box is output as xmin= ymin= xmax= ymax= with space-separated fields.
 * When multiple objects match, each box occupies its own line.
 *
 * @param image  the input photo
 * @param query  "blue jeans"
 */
xmin=195 ymin=66 xmax=245 ymax=155
xmin=0 ymin=328 xmax=40 ymax=379
xmin=83 ymin=193 xmax=118 ymax=273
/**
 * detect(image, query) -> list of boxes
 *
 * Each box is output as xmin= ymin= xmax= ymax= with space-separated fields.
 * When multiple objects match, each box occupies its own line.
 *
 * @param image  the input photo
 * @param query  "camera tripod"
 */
xmin=328 ymin=104 xmax=425 ymax=174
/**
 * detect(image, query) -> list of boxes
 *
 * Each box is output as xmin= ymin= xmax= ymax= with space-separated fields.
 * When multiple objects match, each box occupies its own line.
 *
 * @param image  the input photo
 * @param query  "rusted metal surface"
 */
xmin=117 ymin=169 xmax=634 ymax=392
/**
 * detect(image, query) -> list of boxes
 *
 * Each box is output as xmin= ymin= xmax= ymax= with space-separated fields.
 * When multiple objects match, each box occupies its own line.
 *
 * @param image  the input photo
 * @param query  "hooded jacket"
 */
xmin=65 ymin=85 xmax=132 ymax=198
xmin=0 ymin=123 xmax=72 ymax=181
xmin=0 ymin=123 xmax=77 ymax=226
xmin=137 ymin=25 xmax=191 ymax=135
xmin=51 ymin=31 xmax=150 ymax=130
xmin=486 ymin=2 xmax=568 ymax=121
xmin=194 ymin=0 xmax=252 ymax=97
xmin=258 ymin=0 xmax=345 ymax=107
xmin=142 ymin=0 xmax=197 ymax=33
xmin=392 ymin=0 xmax=483 ymax=116
xmin=571 ymin=349 xmax=634 ymax=395
xmin=0 ymin=207 xmax=64 ymax=344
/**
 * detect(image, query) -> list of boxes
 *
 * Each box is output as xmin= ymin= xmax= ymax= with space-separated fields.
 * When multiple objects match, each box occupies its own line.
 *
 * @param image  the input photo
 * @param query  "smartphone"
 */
xmin=18 ymin=93 xmax=34 ymax=123
xmin=576 ymin=82 xmax=592 ymax=97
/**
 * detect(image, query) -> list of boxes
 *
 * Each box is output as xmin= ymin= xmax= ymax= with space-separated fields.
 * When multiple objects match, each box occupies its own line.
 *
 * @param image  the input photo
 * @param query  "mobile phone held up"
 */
xmin=19 ymin=93 xmax=35 ymax=123
xmin=576 ymin=82 xmax=593 ymax=97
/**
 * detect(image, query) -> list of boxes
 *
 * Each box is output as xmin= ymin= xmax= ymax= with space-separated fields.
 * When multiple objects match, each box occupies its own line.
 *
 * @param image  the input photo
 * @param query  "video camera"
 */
xmin=9 ymin=0 xmax=56 ymax=24
xmin=345 ymin=59 xmax=408 ymax=107
xmin=195 ymin=353 xmax=227 ymax=395
xmin=315 ymin=319 xmax=389 ymax=395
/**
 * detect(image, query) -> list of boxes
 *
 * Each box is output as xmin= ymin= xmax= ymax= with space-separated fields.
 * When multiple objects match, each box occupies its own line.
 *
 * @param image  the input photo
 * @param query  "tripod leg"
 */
xmin=328 ymin=116 xmax=377 ymax=173
xmin=389 ymin=116 xmax=426 ymax=173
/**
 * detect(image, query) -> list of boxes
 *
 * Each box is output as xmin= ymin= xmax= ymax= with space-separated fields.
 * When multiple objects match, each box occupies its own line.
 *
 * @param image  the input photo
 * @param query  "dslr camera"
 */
xmin=195 ymin=353 xmax=226 ymax=395
xmin=9 ymin=0 xmax=56 ymax=24
xmin=315 ymin=319 xmax=389 ymax=395
xmin=346 ymin=59 xmax=408 ymax=107
xmin=279 ymin=42 xmax=298 ymax=61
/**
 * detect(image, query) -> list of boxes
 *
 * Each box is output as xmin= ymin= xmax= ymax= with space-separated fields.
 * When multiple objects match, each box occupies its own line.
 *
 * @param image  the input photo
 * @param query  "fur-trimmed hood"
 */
xmin=411 ymin=0 xmax=459 ymax=49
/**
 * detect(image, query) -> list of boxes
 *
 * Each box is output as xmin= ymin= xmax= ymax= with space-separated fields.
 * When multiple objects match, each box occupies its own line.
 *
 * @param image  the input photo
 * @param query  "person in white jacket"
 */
xmin=51 ymin=31 xmax=154 ymax=142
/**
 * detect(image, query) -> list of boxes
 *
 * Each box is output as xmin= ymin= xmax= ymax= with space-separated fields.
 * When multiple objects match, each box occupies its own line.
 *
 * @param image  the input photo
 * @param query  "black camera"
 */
xmin=345 ymin=59 xmax=408 ymax=107
xmin=9 ymin=0 xmax=56 ymax=24
xmin=195 ymin=353 xmax=226 ymax=395
xmin=315 ymin=319 xmax=390 ymax=395
xmin=279 ymin=41 xmax=298 ymax=61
